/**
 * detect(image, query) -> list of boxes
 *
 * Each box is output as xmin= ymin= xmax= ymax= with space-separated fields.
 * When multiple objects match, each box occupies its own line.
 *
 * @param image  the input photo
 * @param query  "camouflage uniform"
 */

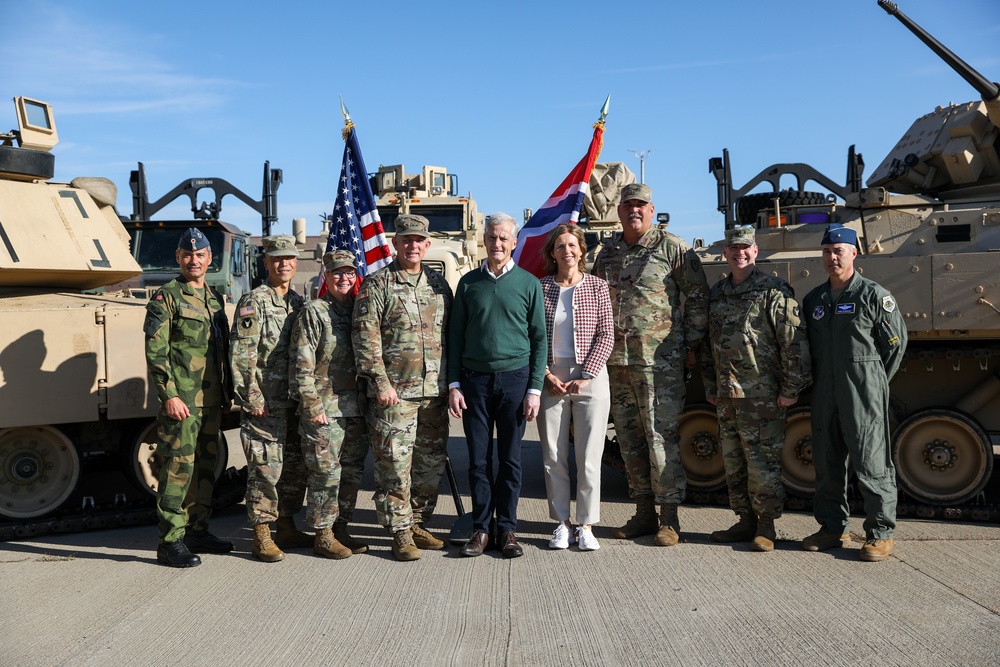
xmin=144 ymin=277 xmax=230 ymax=543
xmin=230 ymin=282 xmax=306 ymax=525
xmin=290 ymin=292 xmax=368 ymax=530
xmin=702 ymin=266 xmax=811 ymax=519
xmin=352 ymin=259 xmax=452 ymax=533
xmin=592 ymin=227 xmax=709 ymax=505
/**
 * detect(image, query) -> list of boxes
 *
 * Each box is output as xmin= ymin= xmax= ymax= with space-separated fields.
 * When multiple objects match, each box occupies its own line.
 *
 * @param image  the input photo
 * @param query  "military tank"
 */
xmin=0 ymin=97 xmax=240 ymax=539
xmin=686 ymin=1 xmax=1000 ymax=520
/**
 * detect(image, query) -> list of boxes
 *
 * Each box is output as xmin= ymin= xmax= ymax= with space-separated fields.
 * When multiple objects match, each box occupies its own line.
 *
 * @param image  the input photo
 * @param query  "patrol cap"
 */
xmin=821 ymin=223 xmax=859 ymax=248
xmin=323 ymin=249 xmax=357 ymax=272
xmin=620 ymin=183 xmax=652 ymax=204
xmin=725 ymin=226 xmax=756 ymax=247
xmin=262 ymin=235 xmax=299 ymax=258
xmin=177 ymin=227 xmax=210 ymax=251
xmin=394 ymin=214 xmax=430 ymax=238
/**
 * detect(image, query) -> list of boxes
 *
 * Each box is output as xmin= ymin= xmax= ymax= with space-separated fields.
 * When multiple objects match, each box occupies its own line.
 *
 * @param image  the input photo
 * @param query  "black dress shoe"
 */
xmin=499 ymin=531 xmax=524 ymax=559
xmin=461 ymin=531 xmax=490 ymax=557
xmin=157 ymin=540 xmax=202 ymax=568
xmin=184 ymin=530 xmax=234 ymax=554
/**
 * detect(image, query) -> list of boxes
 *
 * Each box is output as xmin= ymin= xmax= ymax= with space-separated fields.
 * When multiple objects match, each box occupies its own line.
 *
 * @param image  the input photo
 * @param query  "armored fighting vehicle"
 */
xmin=0 ymin=97 xmax=238 ymax=537
xmin=371 ymin=164 xmax=484 ymax=289
xmin=687 ymin=1 xmax=1000 ymax=518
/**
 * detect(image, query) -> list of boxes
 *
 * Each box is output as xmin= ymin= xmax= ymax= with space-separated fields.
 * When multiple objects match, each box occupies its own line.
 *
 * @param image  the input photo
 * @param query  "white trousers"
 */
xmin=537 ymin=359 xmax=611 ymax=525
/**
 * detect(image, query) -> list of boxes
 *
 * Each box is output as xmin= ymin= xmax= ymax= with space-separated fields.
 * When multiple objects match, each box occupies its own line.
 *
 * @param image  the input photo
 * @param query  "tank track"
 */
xmin=0 ymin=466 xmax=247 ymax=542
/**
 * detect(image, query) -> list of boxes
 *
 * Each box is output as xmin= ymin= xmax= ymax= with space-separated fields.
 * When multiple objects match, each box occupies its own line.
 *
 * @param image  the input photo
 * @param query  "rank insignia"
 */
xmin=882 ymin=295 xmax=896 ymax=313
xmin=835 ymin=303 xmax=856 ymax=314
xmin=812 ymin=306 xmax=825 ymax=320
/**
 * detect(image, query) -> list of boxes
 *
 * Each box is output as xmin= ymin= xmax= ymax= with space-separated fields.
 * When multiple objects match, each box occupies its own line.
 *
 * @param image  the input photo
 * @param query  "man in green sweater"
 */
xmin=448 ymin=212 xmax=547 ymax=558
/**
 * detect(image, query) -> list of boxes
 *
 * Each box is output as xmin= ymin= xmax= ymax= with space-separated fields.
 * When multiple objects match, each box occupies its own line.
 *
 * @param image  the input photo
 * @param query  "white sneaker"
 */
xmin=548 ymin=522 xmax=574 ymax=549
xmin=576 ymin=526 xmax=600 ymax=551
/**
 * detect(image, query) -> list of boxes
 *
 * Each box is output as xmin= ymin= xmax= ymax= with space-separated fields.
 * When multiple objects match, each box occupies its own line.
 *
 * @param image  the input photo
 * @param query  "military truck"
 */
xmin=371 ymin=164 xmax=484 ymax=289
xmin=686 ymin=1 xmax=1000 ymax=518
xmin=104 ymin=161 xmax=282 ymax=305
xmin=0 ymin=97 xmax=239 ymax=537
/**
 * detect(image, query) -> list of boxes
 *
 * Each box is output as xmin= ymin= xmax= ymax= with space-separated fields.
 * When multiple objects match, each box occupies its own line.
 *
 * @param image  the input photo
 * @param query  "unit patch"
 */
xmin=835 ymin=303 xmax=856 ymax=314
xmin=882 ymin=295 xmax=896 ymax=313
xmin=812 ymin=306 xmax=825 ymax=320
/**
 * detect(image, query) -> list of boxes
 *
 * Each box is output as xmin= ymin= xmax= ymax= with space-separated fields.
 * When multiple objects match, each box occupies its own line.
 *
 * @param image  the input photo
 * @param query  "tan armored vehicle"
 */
xmin=0 ymin=98 xmax=234 ymax=534
xmin=687 ymin=1 xmax=1000 ymax=516
xmin=372 ymin=164 xmax=484 ymax=289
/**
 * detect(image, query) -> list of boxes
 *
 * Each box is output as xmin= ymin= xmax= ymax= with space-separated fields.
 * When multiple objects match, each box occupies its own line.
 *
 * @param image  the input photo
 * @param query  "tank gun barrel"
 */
xmin=878 ymin=1 xmax=999 ymax=101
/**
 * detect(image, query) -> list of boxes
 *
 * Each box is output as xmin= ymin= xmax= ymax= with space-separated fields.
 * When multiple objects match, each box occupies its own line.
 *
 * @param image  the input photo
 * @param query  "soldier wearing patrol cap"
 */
xmin=592 ymin=183 xmax=710 ymax=547
xmin=352 ymin=213 xmax=454 ymax=562
xmin=702 ymin=226 xmax=811 ymax=551
xmin=144 ymin=227 xmax=232 ymax=567
xmin=230 ymin=235 xmax=308 ymax=562
xmin=801 ymin=223 xmax=907 ymax=561
xmin=289 ymin=249 xmax=371 ymax=559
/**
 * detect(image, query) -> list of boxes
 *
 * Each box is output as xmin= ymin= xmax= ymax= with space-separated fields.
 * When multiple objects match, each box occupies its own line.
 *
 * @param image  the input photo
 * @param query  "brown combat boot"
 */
xmin=611 ymin=497 xmax=658 ymax=539
xmin=710 ymin=513 xmax=757 ymax=543
xmin=274 ymin=515 xmax=313 ymax=550
xmin=801 ymin=529 xmax=850 ymax=552
xmin=251 ymin=523 xmax=285 ymax=563
xmin=411 ymin=523 xmax=445 ymax=550
xmin=333 ymin=520 xmax=369 ymax=554
xmin=749 ymin=516 xmax=776 ymax=552
xmin=859 ymin=538 xmax=894 ymax=562
xmin=653 ymin=504 xmax=681 ymax=547
xmin=313 ymin=527 xmax=352 ymax=560
xmin=391 ymin=529 xmax=421 ymax=562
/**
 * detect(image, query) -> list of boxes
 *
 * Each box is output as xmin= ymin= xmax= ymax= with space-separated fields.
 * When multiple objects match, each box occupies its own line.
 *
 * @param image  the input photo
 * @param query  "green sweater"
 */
xmin=448 ymin=265 xmax=547 ymax=391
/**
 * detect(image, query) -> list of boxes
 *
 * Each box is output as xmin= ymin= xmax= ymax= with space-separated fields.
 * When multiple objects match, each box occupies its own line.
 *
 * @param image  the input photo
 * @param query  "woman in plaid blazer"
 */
xmin=537 ymin=223 xmax=614 ymax=551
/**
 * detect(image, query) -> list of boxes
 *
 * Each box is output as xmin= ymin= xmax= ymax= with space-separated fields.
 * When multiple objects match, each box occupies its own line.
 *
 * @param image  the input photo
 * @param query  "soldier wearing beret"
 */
xmin=144 ymin=227 xmax=233 ymax=567
xmin=592 ymin=183 xmax=710 ymax=547
xmin=353 ymin=214 xmax=453 ymax=561
xmin=702 ymin=226 xmax=811 ymax=551
xmin=230 ymin=235 xmax=308 ymax=562
xmin=801 ymin=224 xmax=907 ymax=561
xmin=290 ymin=250 xmax=370 ymax=559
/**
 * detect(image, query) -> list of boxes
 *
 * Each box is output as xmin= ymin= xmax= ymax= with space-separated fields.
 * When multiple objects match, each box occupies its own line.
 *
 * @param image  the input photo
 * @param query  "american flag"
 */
xmin=513 ymin=120 xmax=605 ymax=278
xmin=319 ymin=123 xmax=393 ymax=295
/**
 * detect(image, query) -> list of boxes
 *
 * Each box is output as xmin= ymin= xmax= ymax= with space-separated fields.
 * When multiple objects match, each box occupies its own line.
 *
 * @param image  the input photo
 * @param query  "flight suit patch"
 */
xmin=835 ymin=303 xmax=856 ymax=314
xmin=882 ymin=296 xmax=896 ymax=313
xmin=812 ymin=306 xmax=825 ymax=320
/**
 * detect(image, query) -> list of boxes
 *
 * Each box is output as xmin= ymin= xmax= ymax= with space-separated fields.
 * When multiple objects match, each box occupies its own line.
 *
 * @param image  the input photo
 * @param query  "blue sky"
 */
xmin=3 ymin=0 xmax=998 ymax=246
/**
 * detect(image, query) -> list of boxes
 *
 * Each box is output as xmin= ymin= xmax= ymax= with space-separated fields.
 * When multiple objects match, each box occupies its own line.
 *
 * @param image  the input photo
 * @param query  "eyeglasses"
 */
xmin=331 ymin=270 xmax=357 ymax=279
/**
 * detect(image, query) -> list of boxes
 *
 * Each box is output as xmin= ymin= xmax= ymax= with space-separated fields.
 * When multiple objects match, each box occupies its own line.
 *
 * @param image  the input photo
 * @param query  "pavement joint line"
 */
xmin=891 ymin=553 xmax=1000 ymax=617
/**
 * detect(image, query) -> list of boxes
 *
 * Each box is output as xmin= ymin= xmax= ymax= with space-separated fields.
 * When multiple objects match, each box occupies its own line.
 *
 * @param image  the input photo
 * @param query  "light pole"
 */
xmin=627 ymin=148 xmax=653 ymax=184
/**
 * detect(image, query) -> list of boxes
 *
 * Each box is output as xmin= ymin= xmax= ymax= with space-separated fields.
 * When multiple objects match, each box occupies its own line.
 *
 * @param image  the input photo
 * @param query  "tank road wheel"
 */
xmin=126 ymin=419 xmax=229 ymax=498
xmin=780 ymin=408 xmax=816 ymax=498
xmin=892 ymin=408 xmax=993 ymax=505
xmin=678 ymin=404 xmax=726 ymax=491
xmin=0 ymin=426 xmax=81 ymax=519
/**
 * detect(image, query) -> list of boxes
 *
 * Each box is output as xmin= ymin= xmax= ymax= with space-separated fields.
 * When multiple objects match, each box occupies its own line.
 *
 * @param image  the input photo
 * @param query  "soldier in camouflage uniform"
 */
xmin=701 ymin=226 xmax=811 ymax=551
xmin=290 ymin=250 xmax=370 ymax=559
xmin=592 ymin=183 xmax=709 ymax=547
xmin=352 ymin=214 xmax=453 ymax=562
xmin=230 ymin=235 xmax=308 ymax=562
xmin=144 ymin=228 xmax=232 ymax=568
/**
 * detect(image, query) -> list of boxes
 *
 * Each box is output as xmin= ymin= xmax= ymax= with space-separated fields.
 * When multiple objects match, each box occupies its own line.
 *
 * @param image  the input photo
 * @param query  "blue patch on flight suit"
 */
xmin=812 ymin=306 xmax=825 ymax=320
xmin=835 ymin=303 xmax=856 ymax=314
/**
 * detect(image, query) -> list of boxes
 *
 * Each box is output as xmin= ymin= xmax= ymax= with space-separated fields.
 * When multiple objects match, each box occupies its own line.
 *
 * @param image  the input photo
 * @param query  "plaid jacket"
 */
xmin=540 ymin=273 xmax=614 ymax=377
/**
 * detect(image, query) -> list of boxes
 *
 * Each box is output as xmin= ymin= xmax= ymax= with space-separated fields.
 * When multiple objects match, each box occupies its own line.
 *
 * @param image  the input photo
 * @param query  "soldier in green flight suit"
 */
xmin=144 ymin=228 xmax=233 ymax=568
xmin=802 ymin=224 xmax=907 ymax=562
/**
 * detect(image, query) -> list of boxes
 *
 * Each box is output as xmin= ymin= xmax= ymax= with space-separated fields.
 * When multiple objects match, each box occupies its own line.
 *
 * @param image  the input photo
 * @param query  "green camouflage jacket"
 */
xmin=144 ymin=277 xmax=230 ymax=408
xmin=592 ymin=227 xmax=709 ymax=367
xmin=701 ymin=267 xmax=811 ymax=399
xmin=290 ymin=293 xmax=362 ymax=420
xmin=230 ymin=283 xmax=303 ymax=412
xmin=352 ymin=259 xmax=453 ymax=399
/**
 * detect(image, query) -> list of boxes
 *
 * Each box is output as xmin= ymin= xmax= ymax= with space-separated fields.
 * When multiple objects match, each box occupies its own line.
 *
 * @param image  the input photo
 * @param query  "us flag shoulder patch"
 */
xmin=240 ymin=305 xmax=255 ymax=317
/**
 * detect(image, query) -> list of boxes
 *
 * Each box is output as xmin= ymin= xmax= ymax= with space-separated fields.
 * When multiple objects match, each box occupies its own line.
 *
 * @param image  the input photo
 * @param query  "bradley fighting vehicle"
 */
xmin=0 ymin=97 xmax=240 ymax=538
xmin=685 ymin=1 xmax=1000 ymax=519
xmin=371 ymin=164 xmax=484 ymax=289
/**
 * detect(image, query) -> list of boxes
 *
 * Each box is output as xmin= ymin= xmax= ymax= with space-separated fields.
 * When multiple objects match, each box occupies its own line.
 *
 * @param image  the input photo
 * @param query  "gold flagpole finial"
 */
xmin=340 ymin=96 xmax=355 ymax=140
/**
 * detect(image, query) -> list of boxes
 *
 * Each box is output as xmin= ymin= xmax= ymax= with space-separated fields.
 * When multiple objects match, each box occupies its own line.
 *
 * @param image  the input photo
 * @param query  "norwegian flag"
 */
xmin=319 ymin=123 xmax=393 ymax=296
xmin=513 ymin=120 xmax=605 ymax=278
